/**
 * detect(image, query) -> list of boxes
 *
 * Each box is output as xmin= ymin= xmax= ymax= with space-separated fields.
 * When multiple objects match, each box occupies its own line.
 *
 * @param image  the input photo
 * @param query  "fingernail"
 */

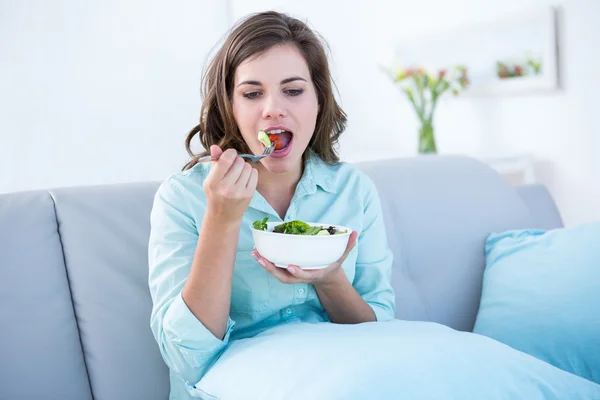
xmin=287 ymin=266 xmax=295 ymax=274
xmin=251 ymin=251 xmax=258 ymax=260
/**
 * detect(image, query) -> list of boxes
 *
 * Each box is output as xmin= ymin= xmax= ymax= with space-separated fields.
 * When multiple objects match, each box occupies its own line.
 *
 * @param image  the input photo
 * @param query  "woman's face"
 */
xmin=232 ymin=44 xmax=319 ymax=174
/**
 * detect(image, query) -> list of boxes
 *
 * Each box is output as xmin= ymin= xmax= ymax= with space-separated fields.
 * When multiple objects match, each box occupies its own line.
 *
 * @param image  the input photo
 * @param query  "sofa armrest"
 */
xmin=516 ymin=184 xmax=563 ymax=229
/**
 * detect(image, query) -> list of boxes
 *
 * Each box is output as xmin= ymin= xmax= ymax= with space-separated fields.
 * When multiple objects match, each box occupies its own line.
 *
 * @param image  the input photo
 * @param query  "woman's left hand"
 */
xmin=251 ymin=231 xmax=358 ymax=285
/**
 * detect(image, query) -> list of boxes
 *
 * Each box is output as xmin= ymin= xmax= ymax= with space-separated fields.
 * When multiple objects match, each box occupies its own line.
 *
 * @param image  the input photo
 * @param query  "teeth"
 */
xmin=266 ymin=129 xmax=285 ymax=134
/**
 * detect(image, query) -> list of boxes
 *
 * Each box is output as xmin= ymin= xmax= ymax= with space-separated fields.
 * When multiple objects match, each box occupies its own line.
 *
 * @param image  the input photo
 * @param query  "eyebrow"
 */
xmin=237 ymin=76 xmax=307 ymax=87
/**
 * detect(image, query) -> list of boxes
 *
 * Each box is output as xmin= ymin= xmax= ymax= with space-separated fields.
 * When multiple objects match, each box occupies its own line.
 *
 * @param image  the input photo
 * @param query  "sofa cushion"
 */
xmin=473 ymin=222 xmax=600 ymax=384
xmin=0 ymin=191 xmax=92 ymax=400
xmin=50 ymin=182 xmax=168 ymax=400
xmin=356 ymin=156 xmax=538 ymax=331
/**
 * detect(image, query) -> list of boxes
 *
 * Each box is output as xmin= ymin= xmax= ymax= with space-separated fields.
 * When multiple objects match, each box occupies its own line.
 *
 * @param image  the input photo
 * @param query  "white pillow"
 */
xmin=191 ymin=320 xmax=600 ymax=399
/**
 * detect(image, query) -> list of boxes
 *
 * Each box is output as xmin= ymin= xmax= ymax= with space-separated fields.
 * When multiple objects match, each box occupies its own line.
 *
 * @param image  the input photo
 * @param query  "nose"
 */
xmin=262 ymin=93 xmax=286 ymax=119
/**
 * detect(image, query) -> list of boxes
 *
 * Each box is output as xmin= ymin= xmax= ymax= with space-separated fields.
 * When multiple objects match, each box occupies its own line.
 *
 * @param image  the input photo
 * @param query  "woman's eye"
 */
xmin=285 ymin=89 xmax=303 ymax=96
xmin=243 ymin=91 xmax=261 ymax=99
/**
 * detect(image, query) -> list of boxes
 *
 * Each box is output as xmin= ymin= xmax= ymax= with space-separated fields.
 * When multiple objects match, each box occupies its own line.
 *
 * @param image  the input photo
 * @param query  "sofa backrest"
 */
xmin=515 ymin=184 xmax=563 ymax=230
xmin=49 ymin=182 xmax=167 ymax=400
xmin=0 ymin=155 xmax=563 ymax=400
xmin=0 ymin=191 xmax=93 ymax=400
xmin=356 ymin=156 xmax=561 ymax=332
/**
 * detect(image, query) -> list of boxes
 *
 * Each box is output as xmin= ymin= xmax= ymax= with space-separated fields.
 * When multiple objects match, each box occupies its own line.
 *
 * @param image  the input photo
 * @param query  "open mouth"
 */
xmin=265 ymin=129 xmax=293 ymax=157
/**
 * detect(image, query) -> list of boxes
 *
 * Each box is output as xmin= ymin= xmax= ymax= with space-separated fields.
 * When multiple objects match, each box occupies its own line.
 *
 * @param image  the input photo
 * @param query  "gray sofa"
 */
xmin=0 ymin=155 xmax=562 ymax=400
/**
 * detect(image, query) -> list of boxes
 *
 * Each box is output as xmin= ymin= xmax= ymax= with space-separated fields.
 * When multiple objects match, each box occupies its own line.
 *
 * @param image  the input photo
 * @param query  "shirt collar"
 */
xmin=248 ymin=153 xmax=338 ymax=215
xmin=301 ymin=153 xmax=338 ymax=195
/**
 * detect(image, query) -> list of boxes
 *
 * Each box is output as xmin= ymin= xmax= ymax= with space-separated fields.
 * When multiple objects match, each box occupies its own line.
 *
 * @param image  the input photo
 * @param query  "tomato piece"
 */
xmin=269 ymin=134 xmax=282 ymax=150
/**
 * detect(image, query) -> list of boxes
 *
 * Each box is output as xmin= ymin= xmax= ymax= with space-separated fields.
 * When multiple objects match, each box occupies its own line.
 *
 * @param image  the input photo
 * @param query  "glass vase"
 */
xmin=418 ymin=121 xmax=437 ymax=154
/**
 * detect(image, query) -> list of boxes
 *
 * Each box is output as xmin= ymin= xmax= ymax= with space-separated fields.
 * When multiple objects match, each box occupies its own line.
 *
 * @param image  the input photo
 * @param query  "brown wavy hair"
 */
xmin=182 ymin=11 xmax=347 ymax=171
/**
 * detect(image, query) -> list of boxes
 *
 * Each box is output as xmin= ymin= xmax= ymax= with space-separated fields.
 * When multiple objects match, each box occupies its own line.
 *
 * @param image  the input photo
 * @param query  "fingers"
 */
xmin=252 ymin=251 xmax=296 ymax=284
xmin=210 ymin=145 xmax=223 ymax=158
xmin=222 ymin=155 xmax=246 ymax=186
xmin=286 ymin=264 xmax=315 ymax=281
xmin=246 ymin=168 xmax=258 ymax=191
xmin=209 ymin=148 xmax=238 ymax=181
xmin=252 ymin=251 xmax=323 ymax=283
xmin=204 ymin=146 xmax=259 ymax=204
xmin=235 ymin=162 xmax=253 ymax=187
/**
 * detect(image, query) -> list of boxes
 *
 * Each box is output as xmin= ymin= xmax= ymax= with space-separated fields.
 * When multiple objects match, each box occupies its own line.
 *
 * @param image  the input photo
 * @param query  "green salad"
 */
xmin=252 ymin=217 xmax=347 ymax=236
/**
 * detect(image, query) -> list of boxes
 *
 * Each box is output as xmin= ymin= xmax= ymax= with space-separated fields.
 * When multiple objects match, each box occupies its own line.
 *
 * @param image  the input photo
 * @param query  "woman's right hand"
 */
xmin=203 ymin=145 xmax=258 ymax=224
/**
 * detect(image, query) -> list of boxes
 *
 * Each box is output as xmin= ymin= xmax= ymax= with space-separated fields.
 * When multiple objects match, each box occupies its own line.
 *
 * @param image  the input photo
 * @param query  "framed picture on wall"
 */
xmin=392 ymin=5 xmax=560 ymax=97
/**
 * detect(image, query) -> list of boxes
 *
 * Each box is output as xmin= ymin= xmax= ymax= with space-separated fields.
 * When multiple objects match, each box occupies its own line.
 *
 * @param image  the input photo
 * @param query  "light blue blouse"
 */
xmin=148 ymin=154 xmax=395 ymax=399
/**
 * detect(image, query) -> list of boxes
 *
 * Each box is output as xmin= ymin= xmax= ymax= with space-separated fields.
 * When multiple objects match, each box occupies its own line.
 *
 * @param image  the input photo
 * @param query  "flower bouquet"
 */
xmin=384 ymin=64 xmax=470 ymax=154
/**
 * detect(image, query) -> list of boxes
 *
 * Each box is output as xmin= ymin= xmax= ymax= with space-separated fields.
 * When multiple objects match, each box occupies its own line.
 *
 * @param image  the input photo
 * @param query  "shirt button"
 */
xmin=286 ymin=308 xmax=292 ymax=314
xmin=298 ymin=288 xmax=305 ymax=294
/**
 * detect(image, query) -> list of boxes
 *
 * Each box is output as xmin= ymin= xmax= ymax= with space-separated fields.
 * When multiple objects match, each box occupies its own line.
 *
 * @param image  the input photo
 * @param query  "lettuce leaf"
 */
xmin=252 ymin=217 xmax=269 ymax=231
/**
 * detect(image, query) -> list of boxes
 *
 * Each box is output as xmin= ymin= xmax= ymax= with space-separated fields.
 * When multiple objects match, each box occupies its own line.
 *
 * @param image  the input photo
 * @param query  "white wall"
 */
xmin=2 ymin=0 xmax=598 ymax=227
xmin=230 ymin=0 xmax=600 ymax=227
xmin=0 ymin=0 xmax=230 ymax=193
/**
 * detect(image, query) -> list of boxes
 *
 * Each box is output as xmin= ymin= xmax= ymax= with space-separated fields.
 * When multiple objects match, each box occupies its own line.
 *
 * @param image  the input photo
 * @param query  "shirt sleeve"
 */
xmin=148 ymin=176 xmax=235 ymax=385
xmin=352 ymin=173 xmax=396 ymax=322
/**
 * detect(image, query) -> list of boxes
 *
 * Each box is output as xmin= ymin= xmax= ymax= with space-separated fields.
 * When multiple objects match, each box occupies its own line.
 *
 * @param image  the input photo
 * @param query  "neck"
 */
xmin=255 ymin=158 xmax=307 ymax=220
xmin=256 ymin=160 xmax=304 ymax=196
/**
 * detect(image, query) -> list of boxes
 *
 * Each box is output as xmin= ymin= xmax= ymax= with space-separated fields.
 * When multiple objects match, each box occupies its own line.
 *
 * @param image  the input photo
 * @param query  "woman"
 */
xmin=148 ymin=10 xmax=395 ymax=398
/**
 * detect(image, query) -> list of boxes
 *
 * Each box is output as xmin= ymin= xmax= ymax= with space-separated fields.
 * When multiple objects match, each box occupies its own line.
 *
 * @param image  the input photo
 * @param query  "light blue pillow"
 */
xmin=474 ymin=222 xmax=600 ymax=384
xmin=191 ymin=320 xmax=600 ymax=399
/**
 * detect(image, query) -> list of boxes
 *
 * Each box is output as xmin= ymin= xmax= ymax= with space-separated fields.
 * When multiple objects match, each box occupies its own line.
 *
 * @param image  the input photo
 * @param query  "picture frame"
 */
xmin=392 ymin=6 xmax=560 ymax=97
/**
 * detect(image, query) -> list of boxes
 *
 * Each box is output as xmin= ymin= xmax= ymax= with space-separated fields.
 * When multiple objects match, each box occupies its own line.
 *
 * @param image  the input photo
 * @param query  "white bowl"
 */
xmin=250 ymin=222 xmax=352 ymax=270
